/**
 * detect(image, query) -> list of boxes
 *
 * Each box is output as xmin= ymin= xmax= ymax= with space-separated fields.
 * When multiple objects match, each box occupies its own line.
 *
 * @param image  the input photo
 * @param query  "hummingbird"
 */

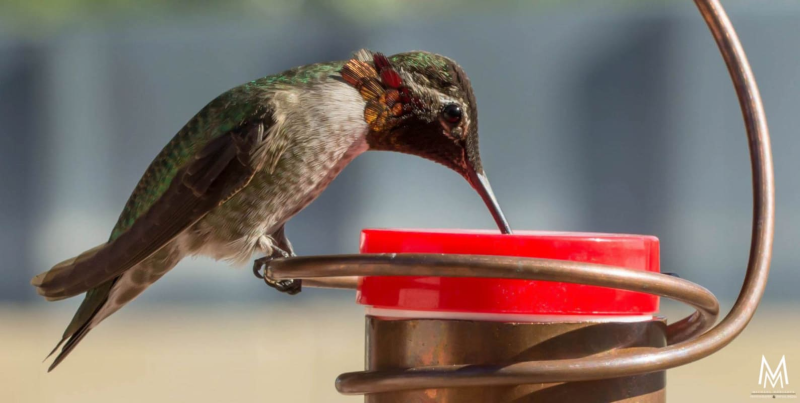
xmin=31 ymin=49 xmax=512 ymax=371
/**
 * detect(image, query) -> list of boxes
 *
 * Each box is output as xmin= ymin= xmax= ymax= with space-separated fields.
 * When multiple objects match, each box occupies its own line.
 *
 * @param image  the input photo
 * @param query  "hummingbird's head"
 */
xmin=339 ymin=50 xmax=511 ymax=234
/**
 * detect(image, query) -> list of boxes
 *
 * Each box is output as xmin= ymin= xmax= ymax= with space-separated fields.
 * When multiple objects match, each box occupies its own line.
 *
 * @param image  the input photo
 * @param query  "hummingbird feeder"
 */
xmin=264 ymin=0 xmax=774 ymax=401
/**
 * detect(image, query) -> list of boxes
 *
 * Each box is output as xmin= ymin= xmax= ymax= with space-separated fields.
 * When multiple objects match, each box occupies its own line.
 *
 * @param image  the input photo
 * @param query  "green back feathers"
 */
xmin=259 ymin=61 xmax=345 ymax=86
xmin=109 ymin=91 xmax=256 ymax=240
xmin=108 ymin=61 xmax=345 ymax=241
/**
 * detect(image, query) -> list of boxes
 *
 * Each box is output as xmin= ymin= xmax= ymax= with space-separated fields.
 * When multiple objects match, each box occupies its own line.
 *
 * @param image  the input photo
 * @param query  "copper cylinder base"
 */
xmin=365 ymin=316 xmax=666 ymax=403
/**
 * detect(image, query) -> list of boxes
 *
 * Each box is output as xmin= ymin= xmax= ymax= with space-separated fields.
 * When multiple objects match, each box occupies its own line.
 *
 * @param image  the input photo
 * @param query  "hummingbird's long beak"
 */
xmin=466 ymin=168 xmax=512 ymax=234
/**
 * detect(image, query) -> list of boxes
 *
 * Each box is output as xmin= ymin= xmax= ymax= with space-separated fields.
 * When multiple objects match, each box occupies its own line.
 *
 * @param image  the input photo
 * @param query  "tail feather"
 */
xmin=42 ymin=242 xmax=182 ymax=371
xmin=43 ymin=338 xmax=67 ymax=363
xmin=44 ymin=280 xmax=115 ymax=371
xmin=31 ymin=243 xmax=108 ymax=301
xmin=48 ymin=320 xmax=95 ymax=372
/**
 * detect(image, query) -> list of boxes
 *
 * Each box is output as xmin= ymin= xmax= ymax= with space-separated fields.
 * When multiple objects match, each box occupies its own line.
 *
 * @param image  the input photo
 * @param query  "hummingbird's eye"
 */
xmin=442 ymin=104 xmax=462 ymax=124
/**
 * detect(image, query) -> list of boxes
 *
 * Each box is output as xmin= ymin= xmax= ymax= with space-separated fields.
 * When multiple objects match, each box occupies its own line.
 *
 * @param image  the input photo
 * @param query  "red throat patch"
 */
xmin=340 ymin=52 xmax=416 ymax=132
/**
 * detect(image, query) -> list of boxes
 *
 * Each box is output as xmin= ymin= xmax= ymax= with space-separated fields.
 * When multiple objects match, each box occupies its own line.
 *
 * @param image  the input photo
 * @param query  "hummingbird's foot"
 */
xmin=251 ymin=245 xmax=291 ymax=279
xmin=265 ymin=278 xmax=303 ymax=295
xmin=252 ymin=257 xmax=268 ymax=279
xmin=252 ymin=251 xmax=302 ymax=295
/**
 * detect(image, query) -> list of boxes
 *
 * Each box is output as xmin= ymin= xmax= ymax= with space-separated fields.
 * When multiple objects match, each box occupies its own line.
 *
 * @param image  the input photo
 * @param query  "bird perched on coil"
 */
xmin=31 ymin=49 xmax=512 ymax=371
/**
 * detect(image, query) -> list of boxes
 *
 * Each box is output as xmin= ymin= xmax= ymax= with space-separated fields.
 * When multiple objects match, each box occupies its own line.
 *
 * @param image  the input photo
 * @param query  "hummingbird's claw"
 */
xmin=252 ymin=258 xmax=266 ymax=279
xmin=252 ymin=245 xmax=292 ymax=279
xmin=252 ymin=250 xmax=301 ymax=295
xmin=264 ymin=278 xmax=303 ymax=295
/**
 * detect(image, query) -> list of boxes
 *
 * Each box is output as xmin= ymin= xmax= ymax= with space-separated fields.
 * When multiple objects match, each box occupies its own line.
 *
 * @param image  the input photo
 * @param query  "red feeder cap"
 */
xmin=357 ymin=229 xmax=660 ymax=316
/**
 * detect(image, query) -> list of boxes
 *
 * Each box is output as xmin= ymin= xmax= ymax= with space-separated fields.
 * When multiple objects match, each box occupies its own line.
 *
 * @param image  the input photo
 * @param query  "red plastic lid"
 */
xmin=357 ymin=229 xmax=660 ymax=315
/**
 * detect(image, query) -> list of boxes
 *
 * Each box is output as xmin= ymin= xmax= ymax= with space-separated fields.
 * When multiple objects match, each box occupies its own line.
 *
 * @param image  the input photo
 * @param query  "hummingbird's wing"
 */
xmin=32 ymin=118 xmax=273 ymax=300
xmin=35 ymin=96 xmax=279 ymax=370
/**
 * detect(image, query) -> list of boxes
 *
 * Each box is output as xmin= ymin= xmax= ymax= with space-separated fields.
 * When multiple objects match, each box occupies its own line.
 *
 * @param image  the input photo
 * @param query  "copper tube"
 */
xmin=269 ymin=254 xmax=719 ymax=346
xmin=302 ymin=277 xmax=359 ymax=290
xmin=267 ymin=0 xmax=774 ymax=396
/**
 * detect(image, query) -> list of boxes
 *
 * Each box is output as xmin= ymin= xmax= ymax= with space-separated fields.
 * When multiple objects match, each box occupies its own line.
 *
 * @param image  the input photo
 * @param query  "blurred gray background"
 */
xmin=1 ymin=1 xmax=799 ymax=402
xmin=2 ymin=0 xmax=797 ymax=304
